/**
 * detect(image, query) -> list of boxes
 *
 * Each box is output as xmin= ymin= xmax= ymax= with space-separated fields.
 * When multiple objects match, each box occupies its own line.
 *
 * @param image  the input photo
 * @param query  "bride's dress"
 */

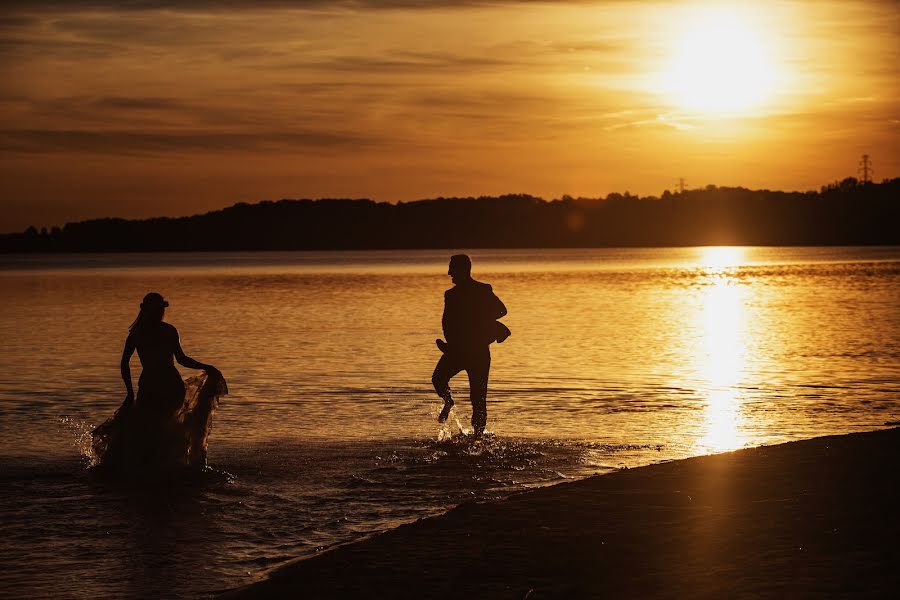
xmin=92 ymin=368 xmax=228 ymax=471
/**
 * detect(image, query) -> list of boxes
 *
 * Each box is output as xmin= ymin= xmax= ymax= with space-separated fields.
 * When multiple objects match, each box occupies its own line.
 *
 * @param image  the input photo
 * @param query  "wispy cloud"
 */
xmin=0 ymin=1 xmax=613 ymax=9
xmin=0 ymin=128 xmax=371 ymax=154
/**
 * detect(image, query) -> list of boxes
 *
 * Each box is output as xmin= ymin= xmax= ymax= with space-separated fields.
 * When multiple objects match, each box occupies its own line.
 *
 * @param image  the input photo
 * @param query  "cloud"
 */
xmin=286 ymin=51 xmax=530 ymax=75
xmin=0 ymin=128 xmax=371 ymax=154
xmin=11 ymin=94 xmax=269 ymax=130
xmin=0 ymin=36 xmax=121 ymax=58
xmin=89 ymin=96 xmax=188 ymax=110
xmin=0 ymin=1 xmax=606 ymax=11
xmin=603 ymin=111 xmax=695 ymax=131
xmin=0 ymin=14 xmax=38 ymax=27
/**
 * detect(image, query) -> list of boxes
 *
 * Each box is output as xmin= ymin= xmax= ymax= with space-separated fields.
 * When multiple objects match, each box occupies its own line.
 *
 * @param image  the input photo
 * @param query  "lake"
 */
xmin=1 ymin=247 xmax=898 ymax=598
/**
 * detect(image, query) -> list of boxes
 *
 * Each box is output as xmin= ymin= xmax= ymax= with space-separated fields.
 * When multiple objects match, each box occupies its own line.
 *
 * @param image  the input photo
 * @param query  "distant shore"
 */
xmin=228 ymin=427 xmax=900 ymax=599
xmin=4 ymin=180 xmax=899 ymax=252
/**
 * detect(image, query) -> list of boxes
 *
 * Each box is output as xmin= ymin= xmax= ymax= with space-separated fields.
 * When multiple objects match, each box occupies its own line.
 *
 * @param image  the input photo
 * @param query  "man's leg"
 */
xmin=432 ymin=353 xmax=463 ymax=423
xmin=466 ymin=347 xmax=491 ymax=437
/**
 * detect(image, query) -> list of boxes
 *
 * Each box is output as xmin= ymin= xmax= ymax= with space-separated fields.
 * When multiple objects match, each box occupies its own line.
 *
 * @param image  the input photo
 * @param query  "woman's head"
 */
xmin=130 ymin=292 xmax=168 ymax=331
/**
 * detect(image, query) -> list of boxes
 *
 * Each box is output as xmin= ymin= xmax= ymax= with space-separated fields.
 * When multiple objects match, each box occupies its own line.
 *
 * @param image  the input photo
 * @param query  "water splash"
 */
xmin=437 ymin=420 xmax=454 ymax=442
xmin=435 ymin=408 xmax=478 ymax=441
xmin=57 ymin=416 xmax=96 ymax=466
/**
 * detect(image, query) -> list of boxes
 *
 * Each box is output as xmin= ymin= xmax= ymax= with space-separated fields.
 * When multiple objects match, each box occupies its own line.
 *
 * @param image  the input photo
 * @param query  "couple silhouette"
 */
xmin=92 ymin=254 xmax=509 ymax=472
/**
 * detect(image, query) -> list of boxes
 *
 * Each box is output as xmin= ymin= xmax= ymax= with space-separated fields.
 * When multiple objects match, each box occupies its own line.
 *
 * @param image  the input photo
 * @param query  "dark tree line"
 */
xmin=2 ymin=178 xmax=898 ymax=252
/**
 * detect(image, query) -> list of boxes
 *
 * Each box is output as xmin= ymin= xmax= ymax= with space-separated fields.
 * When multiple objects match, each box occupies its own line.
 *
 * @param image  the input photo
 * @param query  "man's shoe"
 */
xmin=438 ymin=397 xmax=454 ymax=422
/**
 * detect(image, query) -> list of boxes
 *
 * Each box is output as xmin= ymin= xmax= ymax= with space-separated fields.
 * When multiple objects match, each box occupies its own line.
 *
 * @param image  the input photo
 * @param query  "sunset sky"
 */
xmin=1 ymin=0 xmax=897 ymax=232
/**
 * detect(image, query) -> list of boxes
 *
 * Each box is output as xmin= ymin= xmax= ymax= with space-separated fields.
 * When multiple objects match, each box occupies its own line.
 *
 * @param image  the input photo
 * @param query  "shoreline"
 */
xmin=227 ymin=427 xmax=900 ymax=599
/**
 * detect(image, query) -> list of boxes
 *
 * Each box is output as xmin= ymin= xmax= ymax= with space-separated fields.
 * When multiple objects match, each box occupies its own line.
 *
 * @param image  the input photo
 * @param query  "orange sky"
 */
xmin=1 ymin=0 xmax=897 ymax=232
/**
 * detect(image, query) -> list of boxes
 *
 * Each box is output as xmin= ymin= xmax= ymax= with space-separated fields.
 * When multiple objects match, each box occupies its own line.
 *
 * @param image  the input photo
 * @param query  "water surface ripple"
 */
xmin=1 ymin=247 xmax=898 ymax=598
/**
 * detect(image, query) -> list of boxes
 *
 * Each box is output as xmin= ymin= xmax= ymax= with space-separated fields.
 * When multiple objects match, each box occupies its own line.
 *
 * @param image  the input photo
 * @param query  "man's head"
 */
xmin=448 ymin=254 xmax=472 ymax=284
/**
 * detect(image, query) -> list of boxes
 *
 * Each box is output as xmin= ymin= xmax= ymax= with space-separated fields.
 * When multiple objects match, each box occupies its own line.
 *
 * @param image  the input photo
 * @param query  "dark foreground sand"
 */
xmin=229 ymin=428 xmax=900 ymax=599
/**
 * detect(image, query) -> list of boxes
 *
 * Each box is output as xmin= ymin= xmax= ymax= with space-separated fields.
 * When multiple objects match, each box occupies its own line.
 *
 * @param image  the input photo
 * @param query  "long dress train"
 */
xmin=91 ymin=370 xmax=228 ymax=472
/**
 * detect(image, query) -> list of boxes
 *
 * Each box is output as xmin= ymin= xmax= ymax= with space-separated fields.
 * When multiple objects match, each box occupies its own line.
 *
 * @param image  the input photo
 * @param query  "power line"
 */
xmin=677 ymin=177 xmax=687 ymax=194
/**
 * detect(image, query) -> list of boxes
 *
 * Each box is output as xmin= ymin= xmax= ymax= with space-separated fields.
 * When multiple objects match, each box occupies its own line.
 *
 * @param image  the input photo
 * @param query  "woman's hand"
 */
xmin=204 ymin=365 xmax=222 ymax=378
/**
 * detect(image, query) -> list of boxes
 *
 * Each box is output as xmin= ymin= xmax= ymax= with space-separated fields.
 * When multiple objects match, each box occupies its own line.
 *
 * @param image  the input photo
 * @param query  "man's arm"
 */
xmin=486 ymin=285 xmax=507 ymax=320
xmin=441 ymin=289 xmax=452 ymax=341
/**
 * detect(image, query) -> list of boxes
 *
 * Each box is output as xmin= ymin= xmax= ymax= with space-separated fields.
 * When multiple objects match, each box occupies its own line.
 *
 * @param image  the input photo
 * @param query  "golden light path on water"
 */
xmin=694 ymin=247 xmax=750 ymax=453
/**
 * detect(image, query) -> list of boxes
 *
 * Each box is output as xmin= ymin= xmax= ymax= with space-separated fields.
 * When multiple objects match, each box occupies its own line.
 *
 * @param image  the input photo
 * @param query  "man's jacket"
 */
xmin=442 ymin=279 xmax=507 ymax=350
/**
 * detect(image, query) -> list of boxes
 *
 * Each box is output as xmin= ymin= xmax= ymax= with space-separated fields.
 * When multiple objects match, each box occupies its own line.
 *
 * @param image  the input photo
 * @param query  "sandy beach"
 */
xmin=229 ymin=427 xmax=899 ymax=599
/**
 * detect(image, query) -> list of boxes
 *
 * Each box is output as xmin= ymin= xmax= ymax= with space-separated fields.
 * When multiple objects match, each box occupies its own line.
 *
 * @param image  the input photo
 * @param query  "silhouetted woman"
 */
xmin=92 ymin=292 xmax=227 ymax=473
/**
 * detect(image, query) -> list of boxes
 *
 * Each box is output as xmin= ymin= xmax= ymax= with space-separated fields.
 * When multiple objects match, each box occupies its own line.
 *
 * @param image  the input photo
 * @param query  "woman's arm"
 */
xmin=121 ymin=333 xmax=136 ymax=404
xmin=172 ymin=327 xmax=217 ymax=373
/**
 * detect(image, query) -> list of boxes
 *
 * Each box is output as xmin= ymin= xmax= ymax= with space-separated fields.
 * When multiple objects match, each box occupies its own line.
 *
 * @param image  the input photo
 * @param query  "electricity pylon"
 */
xmin=858 ymin=154 xmax=873 ymax=184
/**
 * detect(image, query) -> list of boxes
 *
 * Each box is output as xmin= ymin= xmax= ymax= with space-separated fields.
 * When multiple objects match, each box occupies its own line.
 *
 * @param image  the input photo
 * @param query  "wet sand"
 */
xmin=229 ymin=428 xmax=900 ymax=599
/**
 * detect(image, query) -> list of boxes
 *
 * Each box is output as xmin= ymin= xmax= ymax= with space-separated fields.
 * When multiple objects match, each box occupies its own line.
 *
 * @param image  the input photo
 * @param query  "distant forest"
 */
xmin=3 ymin=177 xmax=898 ymax=252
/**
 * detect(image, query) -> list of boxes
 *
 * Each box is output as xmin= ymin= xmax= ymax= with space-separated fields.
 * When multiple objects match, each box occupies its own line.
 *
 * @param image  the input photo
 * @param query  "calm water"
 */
xmin=1 ymin=247 xmax=898 ymax=598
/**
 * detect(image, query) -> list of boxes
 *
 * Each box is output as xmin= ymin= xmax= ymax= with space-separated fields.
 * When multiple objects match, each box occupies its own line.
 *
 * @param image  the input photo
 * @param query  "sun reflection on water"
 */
xmin=694 ymin=247 xmax=749 ymax=452
xmin=698 ymin=245 xmax=745 ymax=269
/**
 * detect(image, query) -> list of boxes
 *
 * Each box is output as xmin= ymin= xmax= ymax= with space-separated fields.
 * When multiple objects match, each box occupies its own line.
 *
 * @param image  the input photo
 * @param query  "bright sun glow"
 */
xmin=662 ymin=8 xmax=779 ymax=114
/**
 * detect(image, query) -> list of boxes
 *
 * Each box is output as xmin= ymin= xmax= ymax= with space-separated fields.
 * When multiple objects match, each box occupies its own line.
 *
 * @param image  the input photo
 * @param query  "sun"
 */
xmin=661 ymin=8 xmax=779 ymax=115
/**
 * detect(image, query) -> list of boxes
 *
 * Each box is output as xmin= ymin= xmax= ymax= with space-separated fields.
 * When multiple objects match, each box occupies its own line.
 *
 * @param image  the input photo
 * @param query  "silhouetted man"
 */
xmin=432 ymin=254 xmax=509 ymax=437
